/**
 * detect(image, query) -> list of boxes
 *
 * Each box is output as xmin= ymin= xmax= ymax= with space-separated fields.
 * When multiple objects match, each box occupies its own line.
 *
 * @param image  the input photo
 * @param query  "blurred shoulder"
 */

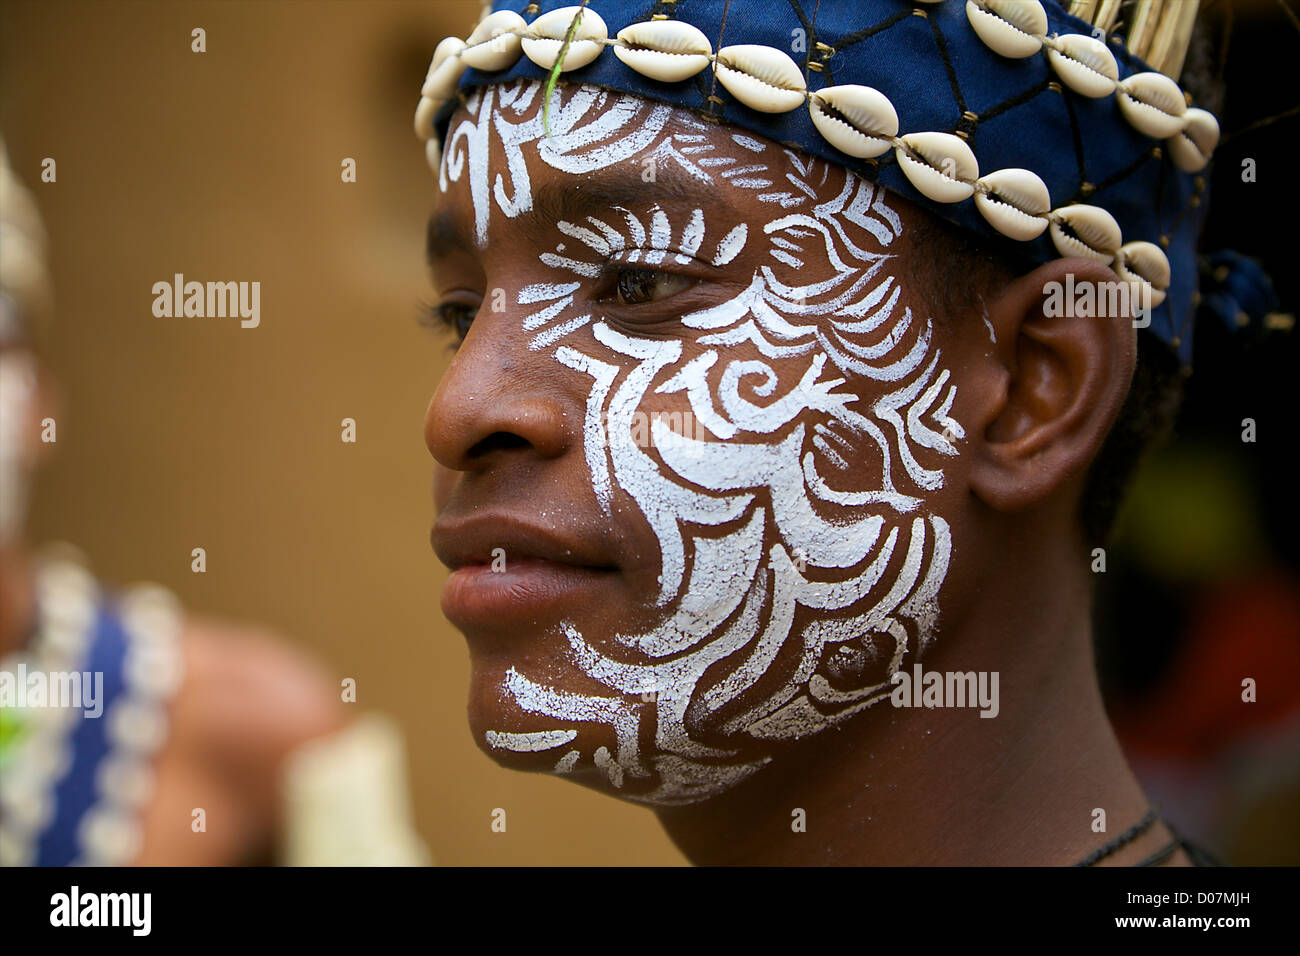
xmin=171 ymin=615 xmax=350 ymax=770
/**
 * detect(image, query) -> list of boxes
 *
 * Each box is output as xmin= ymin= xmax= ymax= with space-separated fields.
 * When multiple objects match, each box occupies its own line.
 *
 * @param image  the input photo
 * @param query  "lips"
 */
xmin=432 ymin=512 xmax=621 ymax=628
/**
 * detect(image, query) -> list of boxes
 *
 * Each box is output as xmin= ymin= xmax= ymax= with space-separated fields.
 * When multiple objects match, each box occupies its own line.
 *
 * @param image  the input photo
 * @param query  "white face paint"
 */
xmin=440 ymin=81 xmax=963 ymax=806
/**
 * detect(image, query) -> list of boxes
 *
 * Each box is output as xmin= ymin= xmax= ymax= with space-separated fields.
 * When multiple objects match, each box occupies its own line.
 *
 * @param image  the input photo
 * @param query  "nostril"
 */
xmin=466 ymin=430 xmax=531 ymax=459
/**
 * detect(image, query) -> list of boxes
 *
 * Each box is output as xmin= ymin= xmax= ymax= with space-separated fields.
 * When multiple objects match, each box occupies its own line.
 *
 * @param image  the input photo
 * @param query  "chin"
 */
xmin=462 ymin=650 xmax=775 ymax=806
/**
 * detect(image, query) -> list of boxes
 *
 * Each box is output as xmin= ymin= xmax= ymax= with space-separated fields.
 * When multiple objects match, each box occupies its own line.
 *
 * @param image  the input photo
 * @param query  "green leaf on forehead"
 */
xmin=543 ymin=4 xmax=588 ymax=138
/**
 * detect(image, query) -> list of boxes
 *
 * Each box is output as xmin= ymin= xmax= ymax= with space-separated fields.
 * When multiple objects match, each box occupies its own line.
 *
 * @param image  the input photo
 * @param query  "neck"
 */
xmin=655 ymin=527 xmax=1176 ymax=866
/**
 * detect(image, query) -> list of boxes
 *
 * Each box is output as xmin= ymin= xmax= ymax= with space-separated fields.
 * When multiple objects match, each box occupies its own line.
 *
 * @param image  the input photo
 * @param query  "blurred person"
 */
xmin=415 ymin=0 xmax=1240 ymax=865
xmin=0 ymin=139 xmax=428 ymax=866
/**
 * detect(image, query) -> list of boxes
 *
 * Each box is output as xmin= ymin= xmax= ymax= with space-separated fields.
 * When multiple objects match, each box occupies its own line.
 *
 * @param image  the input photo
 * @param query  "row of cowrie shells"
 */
xmin=892 ymin=130 xmax=1171 ymax=305
xmin=418 ymin=4 xmax=1219 ymax=174
xmin=966 ymin=0 xmax=1219 ymax=172
xmin=416 ymin=5 xmax=1186 ymax=305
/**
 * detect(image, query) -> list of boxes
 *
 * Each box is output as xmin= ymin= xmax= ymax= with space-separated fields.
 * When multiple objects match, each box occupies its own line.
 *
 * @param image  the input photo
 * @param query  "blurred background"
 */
xmin=1 ymin=0 xmax=1295 ymax=865
xmin=1091 ymin=0 xmax=1300 ymax=866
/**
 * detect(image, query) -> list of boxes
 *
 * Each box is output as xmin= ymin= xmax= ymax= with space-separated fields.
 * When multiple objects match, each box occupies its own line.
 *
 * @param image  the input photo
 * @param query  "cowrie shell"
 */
xmin=1049 ymin=204 xmax=1122 ymax=263
xmin=414 ymin=95 xmax=439 ymax=140
xmin=1115 ymin=241 xmax=1171 ymax=308
xmin=615 ymin=20 xmax=712 ymax=82
xmin=462 ymin=11 xmax=526 ymax=71
xmin=430 ymin=35 xmax=464 ymax=73
xmin=422 ymin=37 xmax=467 ymax=100
xmin=965 ymin=0 xmax=1047 ymax=59
xmin=1047 ymin=34 xmax=1119 ymax=98
xmin=1168 ymin=107 xmax=1219 ymax=172
xmin=1118 ymin=72 xmax=1188 ymax=139
xmin=808 ymin=85 xmax=898 ymax=158
xmin=522 ymin=6 xmax=609 ymax=72
xmin=974 ymin=168 xmax=1050 ymax=241
xmin=895 ymin=131 xmax=978 ymax=203
xmin=425 ymin=137 xmax=442 ymax=175
xmin=714 ymin=44 xmax=807 ymax=113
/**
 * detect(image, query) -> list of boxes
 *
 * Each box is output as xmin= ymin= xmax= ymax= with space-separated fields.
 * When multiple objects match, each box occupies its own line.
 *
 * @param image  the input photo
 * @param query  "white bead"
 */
xmin=615 ymin=20 xmax=712 ymax=82
xmin=125 ymin=640 xmax=183 ymax=699
xmin=0 ymin=823 xmax=34 ymax=867
xmin=120 ymin=582 xmax=182 ymax=618
xmin=413 ymin=95 xmax=439 ymax=140
xmin=1118 ymin=72 xmax=1188 ymax=139
xmin=422 ymin=42 xmax=468 ymax=101
xmin=975 ymin=168 xmax=1050 ymax=240
xmin=107 ymin=698 xmax=168 ymax=754
xmin=808 ymin=85 xmax=898 ymax=158
xmin=18 ymin=729 xmax=73 ymax=782
xmin=1047 ymin=34 xmax=1119 ymax=99
xmin=462 ymin=11 xmax=526 ymax=71
xmin=97 ymin=754 xmax=155 ymax=806
xmin=124 ymin=644 xmax=179 ymax=698
xmin=522 ymin=6 xmax=609 ymax=72
xmin=0 ymin=763 xmax=53 ymax=833
xmin=895 ymin=131 xmax=978 ymax=203
xmin=78 ymin=806 xmax=141 ymax=865
xmin=714 ymin=44 xmax=807 ymax=113
xmin=1049 ymin=203 xmax=1122 ymax=263
xmin=1168 ymin=107 xmax=1219 ymax=172
xmin=965 ymin=0 xmax=1047 ymax=59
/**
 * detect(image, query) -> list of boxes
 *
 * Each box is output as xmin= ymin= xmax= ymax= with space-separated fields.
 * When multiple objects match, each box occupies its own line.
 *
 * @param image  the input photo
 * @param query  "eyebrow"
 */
xmin=426 ymin=166 xmax=722 ymax=264
xmin=426 ymin=205 xmax=473 ymax=265
xmin=531 ymin=168 xmax=717 ymax=234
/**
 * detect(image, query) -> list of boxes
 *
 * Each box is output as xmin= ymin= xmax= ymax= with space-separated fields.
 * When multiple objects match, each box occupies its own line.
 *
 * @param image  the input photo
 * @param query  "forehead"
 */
xmin=432 ymin=80 xmax=839 ymax=251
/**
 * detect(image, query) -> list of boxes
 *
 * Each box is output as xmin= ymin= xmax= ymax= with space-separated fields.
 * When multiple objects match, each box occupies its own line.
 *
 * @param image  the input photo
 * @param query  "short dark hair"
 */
xmin=906 ymin=210 xmax=1185 ymax=548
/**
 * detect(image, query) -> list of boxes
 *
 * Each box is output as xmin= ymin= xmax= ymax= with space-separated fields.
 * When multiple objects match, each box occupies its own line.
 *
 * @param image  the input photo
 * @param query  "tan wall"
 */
xmin=0 ymin=0 xmax=684 ymax=866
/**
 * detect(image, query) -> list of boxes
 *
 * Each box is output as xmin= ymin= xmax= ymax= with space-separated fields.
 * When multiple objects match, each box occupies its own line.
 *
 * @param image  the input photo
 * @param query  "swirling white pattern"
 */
xmin=440 ymin=81 xmax=963 ymax=805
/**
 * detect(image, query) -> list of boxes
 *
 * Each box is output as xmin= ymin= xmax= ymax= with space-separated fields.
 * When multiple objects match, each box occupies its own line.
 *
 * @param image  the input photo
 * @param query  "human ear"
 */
xmin=965 ymin=258 xmax=1138 ymax=513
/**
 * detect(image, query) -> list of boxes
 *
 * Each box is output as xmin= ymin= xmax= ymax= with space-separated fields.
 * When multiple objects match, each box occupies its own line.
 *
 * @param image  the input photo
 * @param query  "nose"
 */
xmin=424 ymin=319 xmax=573 ymax=473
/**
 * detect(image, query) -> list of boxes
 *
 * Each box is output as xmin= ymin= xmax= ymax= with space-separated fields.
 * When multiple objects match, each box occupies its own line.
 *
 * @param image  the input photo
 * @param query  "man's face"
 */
xmin=425 ymin=80 xmax=967 ymax=806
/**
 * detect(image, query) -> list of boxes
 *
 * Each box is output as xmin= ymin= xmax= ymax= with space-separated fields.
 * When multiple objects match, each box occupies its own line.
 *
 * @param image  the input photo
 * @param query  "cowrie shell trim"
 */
xmin=461 ymin=10 xmax=527 ymax=71
xmin=1046 ymin=34 xmax=1120 ymax=99
xmin=809 ymin=85 xmax=899 ymax=159
xmin=412 ymin=13 xmax=1219 ymax=321
xmin=895 ymin=132 xmax=979 ymax=204
xmin=615 ymin=21 xmax=712 ymax=83
xmin=965 ymin=0 xmax=1048 ymax=59
xmin=414 ymin=96 xmax=438 ymax=140
xmin=521 ymin=6 xmax=609 ymax=72
xmin=713 ymin=44 xmax=807 ymax=113
xmin=974 ymin=168 xmax=1051 ymax=241
xmin=1115 ymin=241 xmax=1171 ymax=308
xmin=422 ymin=38 xmax=468 ymax=100
xmin=1168 ymin=108 xmax=1220 ymax=173
xmin=1049 ymin=204 xmax=1123 ymax=264
xmin=1118 ymin=72 xmax=1188 ymax=140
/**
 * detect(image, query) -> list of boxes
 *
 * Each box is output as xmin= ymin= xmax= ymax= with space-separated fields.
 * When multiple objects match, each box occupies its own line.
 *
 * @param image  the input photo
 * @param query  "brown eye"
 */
xmin=436 ymin=302 xmax=477 ymax=339
xmin=614 ymin=267 xmax=691 ymax=306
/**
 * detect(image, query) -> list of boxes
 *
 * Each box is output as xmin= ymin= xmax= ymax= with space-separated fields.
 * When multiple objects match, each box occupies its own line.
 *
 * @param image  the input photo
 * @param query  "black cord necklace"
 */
xmin=1073 ymin=808 xmax=1167 ymax=866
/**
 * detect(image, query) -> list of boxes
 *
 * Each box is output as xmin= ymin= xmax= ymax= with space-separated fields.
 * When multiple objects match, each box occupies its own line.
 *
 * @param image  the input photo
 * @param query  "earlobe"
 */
xmin=968 ymin=257 xmax=1137 ymax=514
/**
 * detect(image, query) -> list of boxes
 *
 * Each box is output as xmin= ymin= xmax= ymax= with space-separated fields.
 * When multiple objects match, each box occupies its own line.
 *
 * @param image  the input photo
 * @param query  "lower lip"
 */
xmin=441 ymin=559 xmax=617 ymax=627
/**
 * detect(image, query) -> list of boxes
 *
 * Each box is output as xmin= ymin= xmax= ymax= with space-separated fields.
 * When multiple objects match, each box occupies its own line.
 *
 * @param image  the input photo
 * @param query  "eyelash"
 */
xmin=421 ymin=263 xmax=696 ymax=349
xmin=418 ymin=300 xmax=477 ymax=352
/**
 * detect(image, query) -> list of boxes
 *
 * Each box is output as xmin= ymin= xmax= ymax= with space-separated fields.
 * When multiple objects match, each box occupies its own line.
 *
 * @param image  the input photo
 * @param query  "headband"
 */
xmin=415 ymin=1 xmax=1219 ymax=364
